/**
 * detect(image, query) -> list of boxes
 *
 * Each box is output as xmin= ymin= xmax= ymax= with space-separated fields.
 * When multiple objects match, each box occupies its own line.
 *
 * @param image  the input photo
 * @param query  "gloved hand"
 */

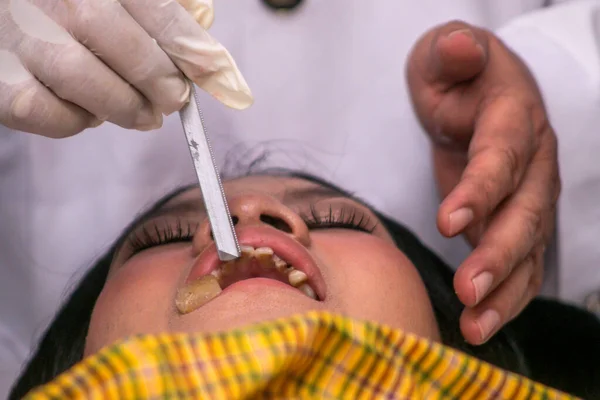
xmin=0 ymin=0 xmax=252 ymax=138
xmin=406 ymin=21 xmax=560 ymax=345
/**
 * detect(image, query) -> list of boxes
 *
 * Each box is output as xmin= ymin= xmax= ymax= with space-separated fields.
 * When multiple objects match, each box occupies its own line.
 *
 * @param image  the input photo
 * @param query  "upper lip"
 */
xmin=185 ymin=225 xmax=326 ymax=300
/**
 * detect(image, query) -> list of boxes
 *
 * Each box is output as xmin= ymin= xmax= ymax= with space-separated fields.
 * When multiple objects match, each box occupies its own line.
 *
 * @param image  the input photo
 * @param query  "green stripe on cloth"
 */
xmin=25 ymin=311 xmax=580 ymax=400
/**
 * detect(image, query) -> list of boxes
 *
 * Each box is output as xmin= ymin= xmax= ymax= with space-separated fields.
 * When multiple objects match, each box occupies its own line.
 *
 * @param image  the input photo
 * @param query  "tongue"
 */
xmin=219 ymin=259 xmax=288 ymax=288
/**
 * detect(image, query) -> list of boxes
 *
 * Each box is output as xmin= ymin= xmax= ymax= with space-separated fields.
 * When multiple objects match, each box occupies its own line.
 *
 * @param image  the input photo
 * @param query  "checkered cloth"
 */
xmin=25 ymin=311 xmax=576 ymax=399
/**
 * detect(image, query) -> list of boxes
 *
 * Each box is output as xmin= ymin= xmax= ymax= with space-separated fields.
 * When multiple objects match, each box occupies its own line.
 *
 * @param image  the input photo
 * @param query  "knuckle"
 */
xmin=506 ymin=255 xmax=539 ymax=320
xmin=72 ymin=3 xmax=96 ymax=29
xmin=492 ymin=245 xmax=517 ymax=280
xmin=529 ymin=269 xmax=544 ymax=295
xmin=55 ymin=43 xmax=88 ymax=71
xmin=48 ymin=45 xmax=90 ymax=97
xmin=530 ymin=106 xmax=550 ymax=138
xmin=154 ymin=80 xmax=189 ymax=113
xmin=520 ymin=202 xmax=543 ymax=243
xmin=462 ymin=169 xmax=500 ymax=216
xmin=528 ymin=247 xmax=545 ymax=293
xmin=495 ymin=146 xmax=522 ymax=189
xmin=465 ymin=145 xmax=523 ymax=215
xmin=555 ymin=174 xmax=562 ymax=199
xmin=503 ymin=286 xmax=524 ymax=322
xmin=527 ymin=274 xmax=544 ymax=302
xmin=552 ymin=169 xmax=562 ymax=207
xmin=9 ymin=86 xmax=37 ymax=124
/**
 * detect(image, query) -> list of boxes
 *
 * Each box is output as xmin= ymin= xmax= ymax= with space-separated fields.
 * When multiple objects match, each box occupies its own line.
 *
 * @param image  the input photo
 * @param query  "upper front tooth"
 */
xmin=255 ymin=247 xmax=274 ymax=256
xmin=255 ymin=247 xmax=275 ymax=268
xmin=288 ymin=269 xmax=308 ymax=286
xmin=240 ymin=245 xmax=255 ymax=258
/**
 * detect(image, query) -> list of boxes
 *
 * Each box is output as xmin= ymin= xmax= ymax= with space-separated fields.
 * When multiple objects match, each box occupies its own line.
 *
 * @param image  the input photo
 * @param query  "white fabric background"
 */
xmin=2 ymin=0 xmax=600 ymax=396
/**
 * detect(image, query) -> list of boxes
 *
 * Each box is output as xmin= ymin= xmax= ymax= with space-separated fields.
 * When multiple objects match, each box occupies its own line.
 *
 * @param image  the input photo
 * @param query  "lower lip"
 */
xmin=222 ymin=278 xmax=301 ymax=295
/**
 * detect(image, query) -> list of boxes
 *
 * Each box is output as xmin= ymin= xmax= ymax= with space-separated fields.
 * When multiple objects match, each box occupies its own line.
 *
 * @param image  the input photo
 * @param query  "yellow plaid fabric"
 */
xmin=25 ymin=311 xmax=576 ymax=399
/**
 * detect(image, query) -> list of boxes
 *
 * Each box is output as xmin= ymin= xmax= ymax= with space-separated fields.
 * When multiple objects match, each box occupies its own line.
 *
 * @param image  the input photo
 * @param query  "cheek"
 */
xmin=314 ymin=233 xmax=417 ymax=293
xmin=85 ymin=250 xmax=189 ymax=355
xmin=312 ymin=232 xmax=439 ymax=339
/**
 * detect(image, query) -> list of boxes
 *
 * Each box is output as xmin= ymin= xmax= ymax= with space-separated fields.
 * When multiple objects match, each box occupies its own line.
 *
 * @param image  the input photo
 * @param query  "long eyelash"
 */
xmin=127 ymin=218 xmax=197 ymax=254
xmin=300 ymin=204 xmax=377 ymax=233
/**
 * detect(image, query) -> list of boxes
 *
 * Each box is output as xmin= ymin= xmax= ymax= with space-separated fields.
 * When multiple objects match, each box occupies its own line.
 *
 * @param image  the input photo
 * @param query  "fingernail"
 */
xmin=476 ymin=309 xmax=500 ymax=342
xmin=446 ymin=28 xmax=475 ymax=41
xmin=445 ymin=29 xmax=484 ymax=52
xmin=448 ymin=208 xmax=474 ymax=236
xmin=472 ymin=272 xmax=494 ymax=304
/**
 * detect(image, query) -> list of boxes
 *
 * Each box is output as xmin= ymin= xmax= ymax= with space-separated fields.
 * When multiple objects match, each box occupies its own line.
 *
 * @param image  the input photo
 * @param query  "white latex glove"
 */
xmin=0 ymin=0 xmax=253 ymax=138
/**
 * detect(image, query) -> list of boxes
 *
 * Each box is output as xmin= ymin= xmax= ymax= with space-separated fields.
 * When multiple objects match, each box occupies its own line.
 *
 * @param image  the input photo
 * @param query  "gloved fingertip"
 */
xmin=199 ymin=71 xmax=254 ymax=110
xmin=180 ymin=0 xmax=215 ymax=29
xmin=133 ymin=109 xmax=163 ymax=131
xmin=219 ymin=89 xmax=254 ymax=110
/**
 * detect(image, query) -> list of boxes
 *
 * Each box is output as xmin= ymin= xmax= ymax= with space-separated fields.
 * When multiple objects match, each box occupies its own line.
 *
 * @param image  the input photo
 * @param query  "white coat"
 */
xmin=2 ymin=0 xmax=599 ymax=395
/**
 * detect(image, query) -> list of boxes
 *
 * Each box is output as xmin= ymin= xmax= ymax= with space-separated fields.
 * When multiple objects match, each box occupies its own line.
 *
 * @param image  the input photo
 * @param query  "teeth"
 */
xmin=255 ymin=247 xmax=275 ymax=268
xmin=255 ymin=247 xmax=274 ymax=256
xmin=240 ymin=245 xmax=255 ymax=259
xmin=176 ymin=275 xmax=222 ymax=314
xmin=288 ymin=269 xmax=308 ymax=287
xmin=197 ymin=245 xmax=318 ymax=301
xmin=273 ymin=255 xmax=287 ymax=272
xmin=298 ymin=283 xmax=317 ymax=299
xmin=220 ymin=260 xmax=237 ymax=277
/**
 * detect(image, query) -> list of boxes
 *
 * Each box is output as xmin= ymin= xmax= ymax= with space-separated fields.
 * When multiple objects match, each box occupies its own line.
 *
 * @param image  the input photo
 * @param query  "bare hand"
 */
xmin=406 ymin=20 xmax=561 ymax=345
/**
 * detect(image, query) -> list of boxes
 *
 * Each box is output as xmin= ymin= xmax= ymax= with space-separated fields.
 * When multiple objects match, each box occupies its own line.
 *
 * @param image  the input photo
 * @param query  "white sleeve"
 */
xmin=496 ymin=0 xmax=600 ymax=304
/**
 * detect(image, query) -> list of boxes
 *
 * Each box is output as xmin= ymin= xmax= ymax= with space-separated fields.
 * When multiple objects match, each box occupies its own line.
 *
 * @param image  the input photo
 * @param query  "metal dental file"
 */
xmin=178 ymin=80 xmax=240 ymax=261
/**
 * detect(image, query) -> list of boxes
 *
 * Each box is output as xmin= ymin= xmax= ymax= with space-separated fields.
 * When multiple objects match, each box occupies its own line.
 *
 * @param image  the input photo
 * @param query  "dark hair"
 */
xmin=9 ymin=174 xmax=600 ymax=399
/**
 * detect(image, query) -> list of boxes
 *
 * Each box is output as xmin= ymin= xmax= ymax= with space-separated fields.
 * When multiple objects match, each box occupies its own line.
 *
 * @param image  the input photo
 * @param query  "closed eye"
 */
xmin=300 ymin=204 xmax=377 ymax=233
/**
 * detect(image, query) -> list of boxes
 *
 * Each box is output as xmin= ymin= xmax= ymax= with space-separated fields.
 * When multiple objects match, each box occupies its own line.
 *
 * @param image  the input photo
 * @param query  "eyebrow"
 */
xmin=281 ymin=185 xmax=348 ymax=203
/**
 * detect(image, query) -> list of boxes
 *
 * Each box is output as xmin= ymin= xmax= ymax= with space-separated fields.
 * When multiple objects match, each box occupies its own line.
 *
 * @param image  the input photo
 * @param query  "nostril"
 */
xmin=209 ymin=216 xmax=239 ymax=240
xmin=260 ymin=215 xmax=293 ymax=233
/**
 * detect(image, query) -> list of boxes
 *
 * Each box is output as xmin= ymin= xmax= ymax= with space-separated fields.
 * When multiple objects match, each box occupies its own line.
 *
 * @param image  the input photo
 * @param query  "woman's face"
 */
xmin=85 ymin=176 xmax=440 ymax=355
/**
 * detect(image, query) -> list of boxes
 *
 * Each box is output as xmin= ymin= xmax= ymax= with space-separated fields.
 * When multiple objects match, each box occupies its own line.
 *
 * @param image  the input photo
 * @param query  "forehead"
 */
xmin=166 ymin=175 xmax=327 ymax=206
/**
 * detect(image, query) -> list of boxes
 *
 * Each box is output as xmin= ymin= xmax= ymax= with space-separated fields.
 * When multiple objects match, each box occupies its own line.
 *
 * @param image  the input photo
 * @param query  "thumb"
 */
xmin=407 ymin=21 xmax=489 ymax=92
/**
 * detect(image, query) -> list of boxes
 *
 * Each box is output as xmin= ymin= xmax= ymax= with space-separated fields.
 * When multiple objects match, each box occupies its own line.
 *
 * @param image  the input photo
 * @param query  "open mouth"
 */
xmin=176 ymin=245 xmax=320 ymax=314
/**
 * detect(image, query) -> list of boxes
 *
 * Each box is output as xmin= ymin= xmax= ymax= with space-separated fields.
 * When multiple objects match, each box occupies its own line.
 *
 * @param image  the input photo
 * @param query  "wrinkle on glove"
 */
xmin=0 ymin=0 xmax=252 ymax=138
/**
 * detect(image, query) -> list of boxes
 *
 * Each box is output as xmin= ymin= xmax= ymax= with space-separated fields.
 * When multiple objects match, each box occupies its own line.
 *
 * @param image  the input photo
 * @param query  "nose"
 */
xmin=195 ymin=192 xmax=310 ymax=247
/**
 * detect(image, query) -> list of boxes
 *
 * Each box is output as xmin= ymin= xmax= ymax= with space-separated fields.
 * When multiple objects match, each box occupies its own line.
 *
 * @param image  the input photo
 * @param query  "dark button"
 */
xmin=261 ymin=0 xmax=304 ymax=11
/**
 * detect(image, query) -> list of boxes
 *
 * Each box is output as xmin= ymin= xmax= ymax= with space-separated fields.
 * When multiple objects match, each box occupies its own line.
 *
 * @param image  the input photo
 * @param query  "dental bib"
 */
xmin=24 ymin=311 xmax=576 ymax=399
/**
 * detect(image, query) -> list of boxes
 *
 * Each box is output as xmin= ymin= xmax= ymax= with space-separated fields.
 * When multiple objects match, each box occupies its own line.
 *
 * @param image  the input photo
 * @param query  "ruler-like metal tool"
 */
xmin=178 ymin=80 xmax=240 ymax=261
